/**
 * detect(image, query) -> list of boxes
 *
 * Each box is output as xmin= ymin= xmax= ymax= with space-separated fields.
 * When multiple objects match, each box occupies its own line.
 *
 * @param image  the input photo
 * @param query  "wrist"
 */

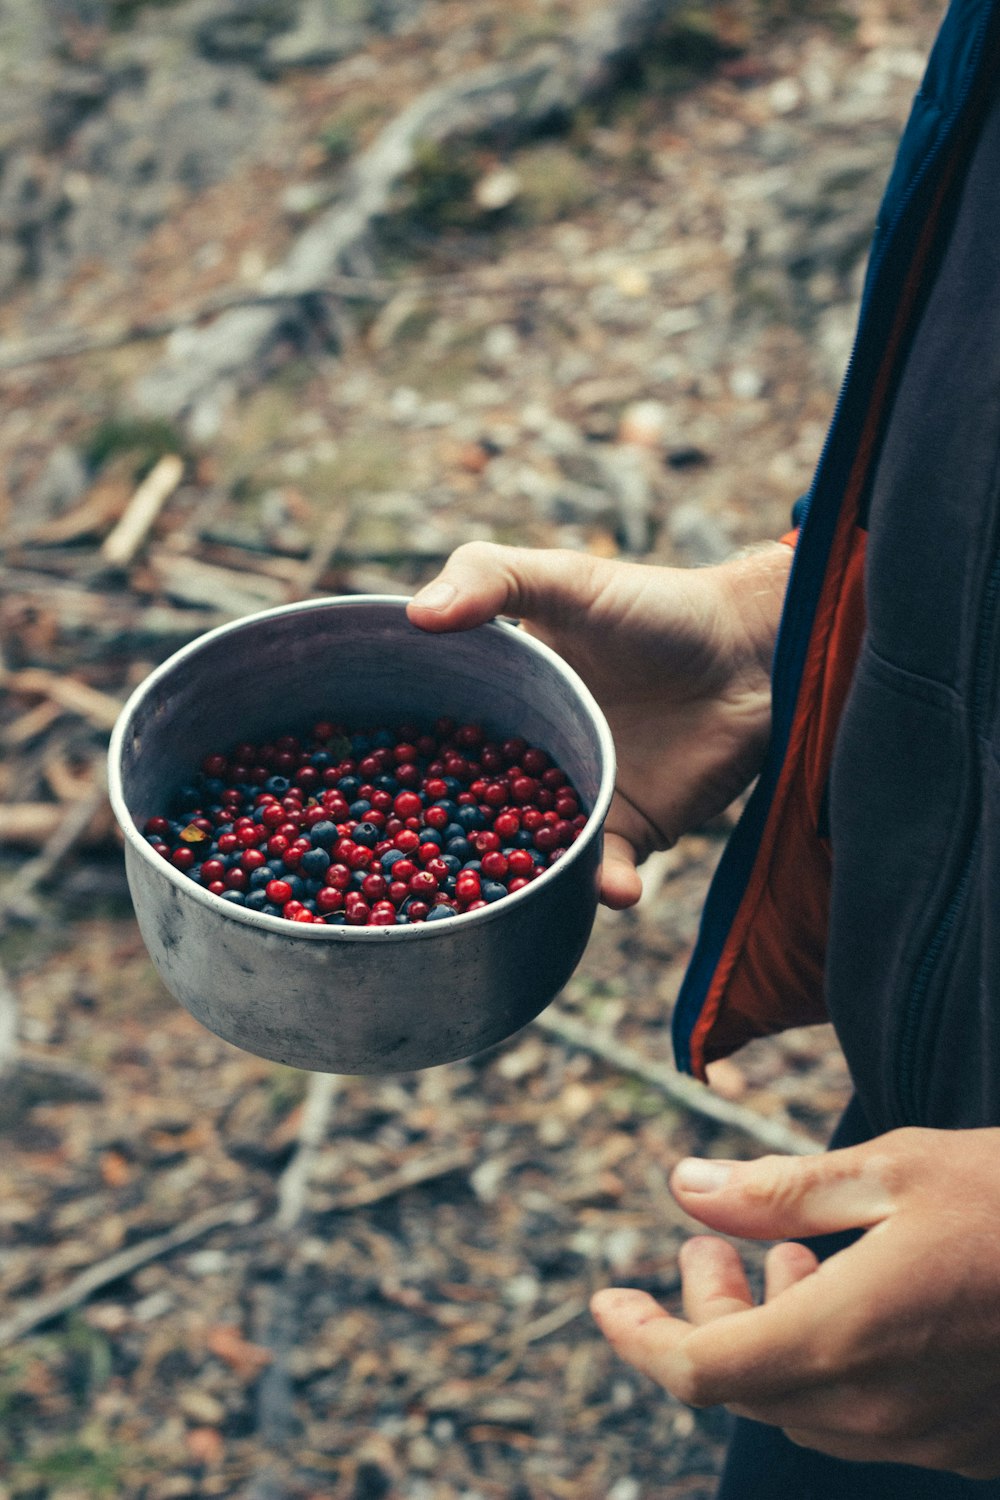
xmin=716 ymin=541 xmax=793 ymax=681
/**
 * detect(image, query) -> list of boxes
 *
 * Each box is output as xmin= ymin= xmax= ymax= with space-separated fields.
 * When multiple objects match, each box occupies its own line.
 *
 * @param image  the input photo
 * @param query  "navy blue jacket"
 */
xmin=673 ymin=0 xmax=1000 ymax=1135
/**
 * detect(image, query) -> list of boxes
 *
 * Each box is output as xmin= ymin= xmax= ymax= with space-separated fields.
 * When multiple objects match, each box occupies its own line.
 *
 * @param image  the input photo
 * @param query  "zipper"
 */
xmin=894 ymin=549 xmax=1000 ymax=1123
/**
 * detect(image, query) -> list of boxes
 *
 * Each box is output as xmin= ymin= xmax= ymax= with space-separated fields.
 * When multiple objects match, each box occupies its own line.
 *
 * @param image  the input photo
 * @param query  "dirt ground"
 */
xmin=0 ymin=0 xmax=941 ymax=1494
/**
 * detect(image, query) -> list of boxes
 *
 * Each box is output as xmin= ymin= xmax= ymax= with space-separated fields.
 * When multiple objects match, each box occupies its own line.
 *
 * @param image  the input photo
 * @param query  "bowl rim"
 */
xmin=108 ymin=593 xmax=617 ymax=942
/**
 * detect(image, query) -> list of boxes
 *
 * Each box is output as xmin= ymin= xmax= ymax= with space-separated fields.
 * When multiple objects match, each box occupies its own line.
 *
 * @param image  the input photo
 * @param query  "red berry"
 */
xmin=345 ymin=902 xmax=370 ymax=926
xmin=200 ymin=859 xmax=225 ymax=883
xmin=407 ymin=900 xmax=430 ymax=922
xmin=170 ymin=846 xmax=195 ymax=870
xmin=316 ymin=887 xmax=343 ymax=913
xmin=325 ymin=864 xmax=351 ymax=890
xmin=480 ymin=851 xmax=509 ymax=880
xmin=507 ymin=849 xmax=534 ymax=877
xmin=266 ymin=879 xmax=293 ymax=904
xmin=493 ymin=811 xmax=520 ymax=839
xmin=393 ymin=790 xmax=423 ymax=820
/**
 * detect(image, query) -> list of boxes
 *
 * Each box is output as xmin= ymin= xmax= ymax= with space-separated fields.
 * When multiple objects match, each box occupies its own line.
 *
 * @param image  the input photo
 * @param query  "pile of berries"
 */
xmin=142 ymin=718 xmax=588 ymax=926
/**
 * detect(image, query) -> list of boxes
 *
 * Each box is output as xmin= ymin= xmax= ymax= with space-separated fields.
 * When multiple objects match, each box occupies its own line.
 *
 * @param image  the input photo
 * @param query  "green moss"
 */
xmin=82 ymin=415 xmax=185 ymax=478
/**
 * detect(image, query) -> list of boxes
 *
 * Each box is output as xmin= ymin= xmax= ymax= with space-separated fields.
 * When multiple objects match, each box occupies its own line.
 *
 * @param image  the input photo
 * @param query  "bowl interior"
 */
xmin=117 ymin=597 xmax=611 ymax=836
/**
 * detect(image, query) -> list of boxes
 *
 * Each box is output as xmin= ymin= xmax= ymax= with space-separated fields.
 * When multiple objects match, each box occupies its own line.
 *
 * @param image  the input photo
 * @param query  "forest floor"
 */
xmin=0 ymin=0 xmax=941 ymax=1494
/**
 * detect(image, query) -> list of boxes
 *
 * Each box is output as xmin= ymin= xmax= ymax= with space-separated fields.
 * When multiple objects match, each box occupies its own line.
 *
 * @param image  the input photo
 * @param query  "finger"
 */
xmin=406 ymin=542 xmax=598 ymax=634
xmin=668 ymin=1138 xmax=905 ymax=1241
xmin=599 ymin=830 xmax=643 ymax=909
xmin=680 ymin=1236 xmax=754 ymax=1324
xmin=764 ymin=1241 xmax=819 ymax=1301
xmin=590 ymin=1288 xmax=693 ymax=1388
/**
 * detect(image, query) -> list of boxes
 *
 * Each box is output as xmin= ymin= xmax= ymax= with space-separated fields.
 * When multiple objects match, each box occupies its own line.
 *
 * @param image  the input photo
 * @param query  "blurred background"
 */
xmin=0 ymin=0 xmax=936 ymax=1494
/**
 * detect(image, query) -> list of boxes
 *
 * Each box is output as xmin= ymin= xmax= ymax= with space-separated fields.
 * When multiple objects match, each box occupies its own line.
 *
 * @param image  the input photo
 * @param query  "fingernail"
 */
xmin=411 ymin=580 xmax=456 ymax=611
xmin=673 ymin=1158 xmax=734 ymax=1194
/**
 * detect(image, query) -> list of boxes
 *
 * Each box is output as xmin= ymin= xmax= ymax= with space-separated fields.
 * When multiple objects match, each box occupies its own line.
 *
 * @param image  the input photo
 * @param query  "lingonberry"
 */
xmin=151 ymin=717 xmax=587 ymax=925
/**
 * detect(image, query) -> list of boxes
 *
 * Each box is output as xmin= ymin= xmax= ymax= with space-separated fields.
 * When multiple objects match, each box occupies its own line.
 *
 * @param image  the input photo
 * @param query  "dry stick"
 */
xmin=0 ymin=1198 xmax=258 ymax=1347
xmin=273 ymin=1072 xmax=341 ymax=1230
xmin=100 ymin=453 xmax=185 ymax=568
xmin=2 ymin=668 xmax=123 ymax=732
xmin=312 ymin=1145 xmax=476 ymax=1213
xmin=534 ymin=1009 xmax=824 ymax=1157
xmin=12 ymin=776 xmax=110 ymax=902
xmin=0 ymin=802 xmax=112 ymax=851
xmin=245 ymin=1073 xmax=342 ymax=1500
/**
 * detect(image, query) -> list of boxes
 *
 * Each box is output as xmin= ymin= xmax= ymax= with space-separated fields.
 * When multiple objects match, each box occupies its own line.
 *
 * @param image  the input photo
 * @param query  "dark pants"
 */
xmin=715 ymin=1098 xmax=1000 ymax=1499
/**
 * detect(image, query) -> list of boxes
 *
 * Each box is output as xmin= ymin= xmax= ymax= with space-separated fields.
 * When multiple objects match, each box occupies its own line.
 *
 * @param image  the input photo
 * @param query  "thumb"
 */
xmin=669 ymin=1141 xmax=902 ymax=1241
xmin=406 ymin=541 xmax=597 ymax=634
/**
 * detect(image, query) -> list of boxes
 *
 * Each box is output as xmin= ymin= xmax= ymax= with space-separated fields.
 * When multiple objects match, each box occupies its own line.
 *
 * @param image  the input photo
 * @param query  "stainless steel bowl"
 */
xmin=108 ymin=595 xmax=615 ymax=1074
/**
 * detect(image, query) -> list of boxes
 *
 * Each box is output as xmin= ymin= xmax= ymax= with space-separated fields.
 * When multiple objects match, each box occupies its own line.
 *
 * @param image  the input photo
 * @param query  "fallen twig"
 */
xmin=2 ymin=668 xmax=123 ymax=732
xmin=274 ymin=1072 xmax=341 ymax=1231
xmin=535 ymin=1008 xmax=824 ymax=1156
xmin=311 ymin=1145 xmax=476 ymax=1213
xmin=100 ymin=453 xmax=185 ymax=568
xmin=0 ymin=1197 xmax=258 ymax=1346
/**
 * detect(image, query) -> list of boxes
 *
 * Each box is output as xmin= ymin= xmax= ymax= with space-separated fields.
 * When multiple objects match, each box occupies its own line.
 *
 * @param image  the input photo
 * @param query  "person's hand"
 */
xmin=406 ymin=541 xmax=791 ymax=908
xmin=591 ymin=1128 xmax=1000 ymax=1479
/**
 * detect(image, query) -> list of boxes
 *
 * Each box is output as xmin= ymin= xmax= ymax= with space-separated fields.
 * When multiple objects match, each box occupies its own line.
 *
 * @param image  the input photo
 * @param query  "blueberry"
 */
xmin=265 ymin=775 xmax=290 ymax=795
xmin=310 ymin=751 xmax=333 ymax=769
xmin=515 ymin=830 xmax=535 ymax=848
xmin=432 ymin=799 xmax=459 ymax=822
xmin=373 ymin=774 xmax=398 ymax=793
xmin=439 ymin=854 xmax=461 ymax=876
xmin=249 ymin=867 xmax=272 ymax=890
xmin=267 ymin=859 xmax=287 ymax=876
xmin=245 ymin=890 xmax=269 ymax=911
xmin=348 ymin=799 xmax=372 ymax=820
xmin=352 ymin=821 xmax=379 ymax=847
xmin=445 ymin=837 xmax=473 ymax=863
xmin=441 ymin=776 xmax=462 ymax=797
xmin=300 ymin=848 xmax=331 ymax=879
xmin=481 ymin=880 xmax=507 ymax=903
xmin=381 ymin=848 xmax=408 ymax=870
xmin=416 ymin=828 xmax=442 ymax=848
xmin=310 ymin=821 xmax=338 ymax=850
xmin=219 ymin=890 xmax=246 ymax=905
xmin=337 ymin=776 xmax=362 ymax=799
xmin=262 ymin=902 xmax=284 ymax=917
xmin=457 ymin=806 xmax=484 ymax=832
xmin=303 ymin=878 xmax=325 ymax=897
xmin=324 ymin=912 xmax=348 ymax=925
xmin=285 ymin=875 xmax=305 ymax=901
xmin=425 ymin=905 xmax=456 ymax=921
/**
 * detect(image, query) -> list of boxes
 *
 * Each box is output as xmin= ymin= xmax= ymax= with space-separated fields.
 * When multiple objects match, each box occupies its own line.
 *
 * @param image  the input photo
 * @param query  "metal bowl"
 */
xmin=108 ymin=596 xmax=615 ymax=1073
